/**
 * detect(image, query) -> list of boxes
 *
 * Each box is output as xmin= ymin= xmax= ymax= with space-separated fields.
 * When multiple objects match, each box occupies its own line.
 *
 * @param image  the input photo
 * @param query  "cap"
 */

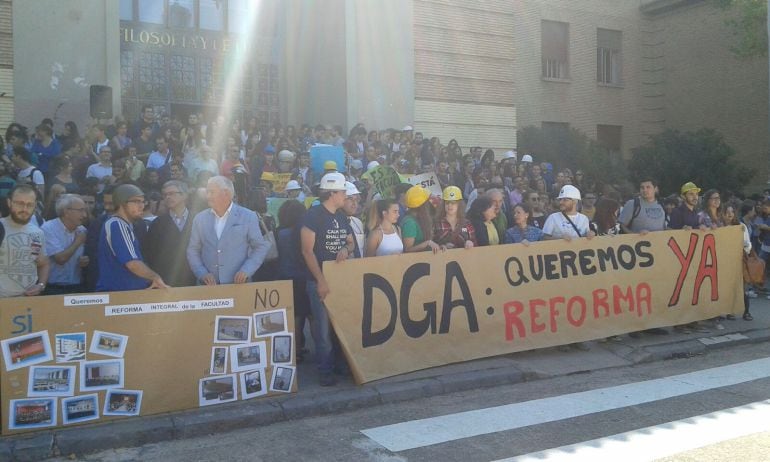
xmin=405 ymin=185 xmax=430 ymax=209
xmin=278 ymin=150 xmax=295 ymax=162
xmin=264 ymin=145 xmax=275 ymax=154
xmin=521 ymin=154 xmax=533 ymax=163
xmin=350 ymin=159 xmax=363 ymax=170
xmin=344 ymin=181 xmax=361 ymax=196
xmin=319 ymin=172 xmax=347 ymax=191
xmin=557 ymin=185 xmax=581 ymax=201
xmin=367 ymin=161 xmax=380 ymax=171
xmin=323 ymin=160 xmax=337 ymax=171
xmin=502 ymin=150 xmax=517 ymax=160
xmin=402 ymin=125 xmax=413 ymax=131
xmin=442 ymin=186 xmax=463 ymax=201
xmin=284 ymin=180 xmax=302 ymax=191
xmin=113 ymin=184 xmax=144 ymax=207
xmin=680 ymin=182 xmax=701 ymax=195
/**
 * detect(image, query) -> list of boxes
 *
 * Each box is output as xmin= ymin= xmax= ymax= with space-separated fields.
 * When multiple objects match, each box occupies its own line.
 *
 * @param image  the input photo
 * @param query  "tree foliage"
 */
xmin=714 ymin=0 xmax=768 ymax=58
xmin=517 ymin=125 xmax=627 ymax=191
xmin=628 ymin=128 xmax=753 ymax=196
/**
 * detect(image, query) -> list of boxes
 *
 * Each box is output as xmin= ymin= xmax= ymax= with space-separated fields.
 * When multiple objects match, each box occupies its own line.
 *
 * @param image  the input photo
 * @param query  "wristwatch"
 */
xmin=36 ymin=282 xmax=46 ymax=289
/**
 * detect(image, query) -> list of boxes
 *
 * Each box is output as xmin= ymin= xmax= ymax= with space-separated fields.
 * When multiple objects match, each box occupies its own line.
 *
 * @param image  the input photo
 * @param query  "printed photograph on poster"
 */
xmin=62 ymin=394 xmax=99 ymax=425
xmin=254 ymin=309 xmax=288 ymax=337
xmin=272 ymin=334 xmax=293 ymax=365
xmin=80 ymin=359 xmax=125 ymax=391
xmin=230 ymin=341 xmax=267 ymax=373
xmin=1 ymin=330 xmax=53 ymax=371
xmin=214 ymin=316 xmax=252 ymax=343
xmin=104 ymin=389 xmax=143 ymax=416
xmin=8 ymin=398 xmax=58 ymax=430
xmin=239 ymin=369 xmax=268 ymax=400
xmin=55 ymin=332 xmax=86 ymax=362
xmin=199 ymin=375 xmax=237 ymax=406
xmin=89 ymin=330 xmax=128 ymax=358
xmin=270 ymin=366 xmax=295 ymax=393
xmin=210 ymin=346 xmax=228 ymax=375
xmin=28 ymin=365 xmax=76 ymax=397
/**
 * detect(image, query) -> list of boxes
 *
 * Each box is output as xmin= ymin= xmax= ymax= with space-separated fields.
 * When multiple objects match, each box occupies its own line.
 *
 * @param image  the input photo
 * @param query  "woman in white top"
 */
xmin=366 ymin=199 xmax=404 ymax=257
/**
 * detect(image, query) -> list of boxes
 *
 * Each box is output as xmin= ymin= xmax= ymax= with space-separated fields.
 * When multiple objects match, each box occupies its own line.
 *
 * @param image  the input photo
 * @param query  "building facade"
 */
xmin=6 ymin=0 xmax=769 ymax=187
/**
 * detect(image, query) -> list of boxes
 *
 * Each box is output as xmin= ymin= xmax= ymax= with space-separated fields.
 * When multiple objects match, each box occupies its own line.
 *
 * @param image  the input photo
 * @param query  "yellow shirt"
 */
xmin=485 ymin=221 xmax=499 ymax=245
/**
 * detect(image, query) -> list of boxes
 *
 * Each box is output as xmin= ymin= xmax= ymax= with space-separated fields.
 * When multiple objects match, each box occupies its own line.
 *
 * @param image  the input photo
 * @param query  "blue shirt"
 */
xmin=504 ymin=225 xmax=543 ymax=244
xmin=301 ymin=204 xmax=352 ymax=278
xmin=96 ymin=216 xmax=150 ymax=291
xmin=29 ymin=138 xmax=61 ymax=174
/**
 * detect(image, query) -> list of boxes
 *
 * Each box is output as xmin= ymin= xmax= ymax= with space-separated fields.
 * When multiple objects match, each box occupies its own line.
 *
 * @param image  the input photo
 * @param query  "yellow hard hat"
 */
xmin=442 ymin=186 xmax=463 ymax=201
xmin=323 ymin=160 xmax=337 ymax=171
xmin=260 ymin=172 xmax=275 ymax=181
xmin=680 ymin=181 xmax=701 ymax=195
xmin=405 ymin=185 xmax=430 ymax=209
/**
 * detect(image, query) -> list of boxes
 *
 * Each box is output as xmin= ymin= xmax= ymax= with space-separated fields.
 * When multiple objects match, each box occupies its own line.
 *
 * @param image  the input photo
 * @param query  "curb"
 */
xmin=2 ymin=330 xmax=768 ymax=461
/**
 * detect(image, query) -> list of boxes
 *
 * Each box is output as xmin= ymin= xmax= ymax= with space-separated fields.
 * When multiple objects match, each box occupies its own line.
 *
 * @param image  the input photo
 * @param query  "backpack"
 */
xmin=624 ymin=197 xmax=642 ymax=232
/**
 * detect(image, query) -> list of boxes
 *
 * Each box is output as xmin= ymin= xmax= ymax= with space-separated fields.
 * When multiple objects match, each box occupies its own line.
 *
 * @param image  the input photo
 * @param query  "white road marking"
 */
xmin=362 ymin=357 xmax=770 ymax=452
xmin=495 ymin=399 xmax=770 ymax=462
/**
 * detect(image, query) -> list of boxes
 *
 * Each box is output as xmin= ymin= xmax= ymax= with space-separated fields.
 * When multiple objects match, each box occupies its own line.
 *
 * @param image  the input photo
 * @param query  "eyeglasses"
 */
xmin=162 ymin=191 xmax=182 ymax=198
xmin=126 ymin=199 xmax=145 ymax=205
xmin=67 ymin=207 xmax=87 ymax=213
xmin=11 ymin=200 xmax=36 ymax=210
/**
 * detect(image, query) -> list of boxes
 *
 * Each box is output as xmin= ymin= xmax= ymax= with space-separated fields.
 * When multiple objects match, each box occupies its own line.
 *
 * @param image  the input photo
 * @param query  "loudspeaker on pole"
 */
xmin=89 ymin=85 xmax=113 ymax=119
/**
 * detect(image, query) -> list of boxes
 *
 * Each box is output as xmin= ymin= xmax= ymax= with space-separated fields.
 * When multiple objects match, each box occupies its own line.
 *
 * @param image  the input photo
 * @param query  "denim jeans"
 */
xmin=306 ymin=280 xmax=334 ymax=374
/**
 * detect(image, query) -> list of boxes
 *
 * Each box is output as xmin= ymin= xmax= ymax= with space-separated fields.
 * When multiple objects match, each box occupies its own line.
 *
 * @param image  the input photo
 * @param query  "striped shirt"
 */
xmin=96 ymin=216 xmax=149 ymax=291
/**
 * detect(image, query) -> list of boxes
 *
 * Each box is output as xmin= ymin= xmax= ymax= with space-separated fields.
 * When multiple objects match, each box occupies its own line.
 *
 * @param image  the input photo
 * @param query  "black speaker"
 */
xmin=90 ymin=85 xmax=113 ymax=119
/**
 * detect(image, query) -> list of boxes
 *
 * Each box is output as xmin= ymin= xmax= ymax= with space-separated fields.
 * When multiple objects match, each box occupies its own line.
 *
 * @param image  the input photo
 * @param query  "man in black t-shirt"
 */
xmin=300 ymin=172 xmax=355 ymax=386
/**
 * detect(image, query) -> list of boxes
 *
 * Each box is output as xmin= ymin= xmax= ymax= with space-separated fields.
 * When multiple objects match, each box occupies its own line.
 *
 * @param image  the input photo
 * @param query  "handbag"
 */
xmin=743 ymin=250 xmax=765 ymax=286
xmin=258 ymin=215 xmax=279 ymax=262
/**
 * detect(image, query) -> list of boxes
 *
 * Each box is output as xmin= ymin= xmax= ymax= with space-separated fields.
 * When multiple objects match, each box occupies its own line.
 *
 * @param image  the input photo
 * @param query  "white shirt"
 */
xmin=542 ymin=212 xmax=590 ymax=239
xmin=17 ymin=166 xmax=45 ymax=187
xmin=213 ymin=202 xmax=233 ymax=239
xmin=348 ymin=216 xmax=365 ymax=258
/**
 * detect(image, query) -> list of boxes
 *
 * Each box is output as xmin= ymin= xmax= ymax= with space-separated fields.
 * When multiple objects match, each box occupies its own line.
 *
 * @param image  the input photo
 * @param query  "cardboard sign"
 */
xmin=368 ymin=165 xmax=402 ymax=199
xmin=266 ymin=198 xmax=290 ymax=227
xmin=0 ymin=282 xmax=295 ymax=434
xmin=407 ymin=172 xmax=442 ymax=196
xmin=269 ymin=173 xmax=293 ymax=193
xmin=310 ymin=145 xmax=345 ymax=176
xmin=323 ymin=227 xmax=744 ymax=384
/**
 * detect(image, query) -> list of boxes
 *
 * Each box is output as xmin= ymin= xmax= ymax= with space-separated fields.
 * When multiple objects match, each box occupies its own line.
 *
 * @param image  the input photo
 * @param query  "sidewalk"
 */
xmin=4 ymin=298 xmax=770 ymax=462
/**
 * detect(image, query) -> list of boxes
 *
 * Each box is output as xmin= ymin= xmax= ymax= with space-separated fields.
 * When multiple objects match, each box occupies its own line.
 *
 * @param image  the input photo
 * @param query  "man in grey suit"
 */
xmin=187 ymin=176 xmax=270 ymax=285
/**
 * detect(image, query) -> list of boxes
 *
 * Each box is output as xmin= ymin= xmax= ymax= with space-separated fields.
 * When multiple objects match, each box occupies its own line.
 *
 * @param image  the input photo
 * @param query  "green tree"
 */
xmin=714 ymin=0 xmax=768 ymax=57
xmin=517 ymin=125 xmax=627 ymax=191
xmin=628 ymin=128 xmax=753 ymax=195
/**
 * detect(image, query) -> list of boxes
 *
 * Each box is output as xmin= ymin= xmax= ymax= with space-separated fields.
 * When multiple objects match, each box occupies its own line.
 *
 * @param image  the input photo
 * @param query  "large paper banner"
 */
xmin=407 ymin=173 xmax=442 ymax=196
xmin=310 ymin=145 xmax=345 ymax=176
xmin=324 ymin=227 xmax=744 ymax=384
xmin=0 ymin=282 xmax=295 ymax=435
xmin=368 ymin=165 xmax=402 ymax=199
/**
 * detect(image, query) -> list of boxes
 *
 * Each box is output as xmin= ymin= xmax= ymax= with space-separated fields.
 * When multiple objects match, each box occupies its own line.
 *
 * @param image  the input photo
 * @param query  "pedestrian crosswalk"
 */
xmin=362 ymin=357 xmax=770 ymax=459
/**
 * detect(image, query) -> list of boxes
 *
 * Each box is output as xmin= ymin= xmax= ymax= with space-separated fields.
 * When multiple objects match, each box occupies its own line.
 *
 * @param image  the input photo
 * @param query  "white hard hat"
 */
xmin=284 ymin=180 xmax=302 ymax=191
xmin=278 ymin=150 xmax=295 ymax=162
xmin=367 ymin=161 xmax=380 ymax=171
xmin=344 ymin=181 xmax=361 ymax=196
xmin=402 ymin=125 xmax=413 ymax=131
xmin=502 ymin=150 xmax=516 ymax=160
xmin=350 ymin=159 xmax=364 ymax=170
xmin=557 ymin=185 xmax=581 ymax=201
xmin=319 ymin=172 xmax=347 ymax=191
xmin=521 ymin=154 xmax=533 ymax=163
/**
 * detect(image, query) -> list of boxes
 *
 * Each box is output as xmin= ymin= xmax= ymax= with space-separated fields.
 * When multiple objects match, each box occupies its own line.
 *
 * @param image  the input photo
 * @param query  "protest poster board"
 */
xmin=407 ymin=172 xmax=442 ymax=196
xmin=266 ymin=198 xmax=290 ymax=226
xmin=310 ymin=145 xmax=345 ymax=176
xmin=269 ymin=173 xmax=293 ymax=193
xmin=323 ymin=227 xmax=744 ymax=384
xmin=367 ymin=165 xmax=402 ymax=199
xmin=0 ymin=282 xmax=295 ymax=435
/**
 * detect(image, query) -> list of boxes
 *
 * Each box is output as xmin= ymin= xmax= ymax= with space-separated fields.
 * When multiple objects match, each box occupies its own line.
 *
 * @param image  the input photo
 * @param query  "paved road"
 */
xmin=51 ymin=342 xmax=770 ymax=461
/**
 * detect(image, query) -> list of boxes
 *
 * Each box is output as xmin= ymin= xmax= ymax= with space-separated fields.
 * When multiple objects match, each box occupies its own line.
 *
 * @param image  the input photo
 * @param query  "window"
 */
xmin=200 ymin=0 xmax=225 ymax=31
xmin=138 ymin=52 xmax=167 ymax=99
xmin=168 ymin=0 xmax=194 ymax=29
xmin=229 ymin=0 xmax=255 ymax=36
xmin=137 ymin=0 xmax=164 ymax=24
xmin=597 ymin=125 xmax=622 ymax=156
xmin=119 ymin=0 xmax=133 ymax=21
xmin=541 ymin=20 xmax=569 ymax=80
xmin=597 ymin=29 xmax=622 ymax=85
xmin=170 ymin=55 xmax=197 ymax=101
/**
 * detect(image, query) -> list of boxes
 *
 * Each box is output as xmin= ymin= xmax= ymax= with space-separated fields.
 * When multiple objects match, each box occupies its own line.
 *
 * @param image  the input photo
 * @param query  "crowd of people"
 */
xmin=0 ymin=106 xmax=762 ymax=386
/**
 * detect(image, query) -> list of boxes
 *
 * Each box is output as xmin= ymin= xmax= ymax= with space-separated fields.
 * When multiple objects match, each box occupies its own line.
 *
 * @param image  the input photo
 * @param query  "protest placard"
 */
xmin=407 ymin=172 xmax=442 ymax=196
xmin=323 ymin=227 xmax=744 ymax=384
xmin=367 ymin=165 xmax=402 ymax=199
xmin=310 ymin=145 xmax=345 ymax=176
